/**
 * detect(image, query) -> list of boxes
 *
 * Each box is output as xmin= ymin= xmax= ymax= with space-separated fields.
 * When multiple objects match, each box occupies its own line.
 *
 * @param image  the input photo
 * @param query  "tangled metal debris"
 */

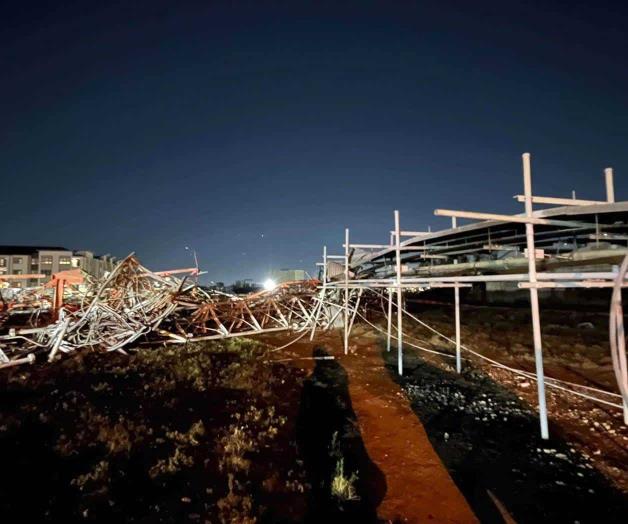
xmin=0 ymin=255 xmax=322 ymax=369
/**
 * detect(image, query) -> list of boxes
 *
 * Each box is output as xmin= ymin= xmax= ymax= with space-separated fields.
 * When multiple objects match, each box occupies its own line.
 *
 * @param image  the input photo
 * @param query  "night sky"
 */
xmin=2 ymin=1 xmax=627 ymax=284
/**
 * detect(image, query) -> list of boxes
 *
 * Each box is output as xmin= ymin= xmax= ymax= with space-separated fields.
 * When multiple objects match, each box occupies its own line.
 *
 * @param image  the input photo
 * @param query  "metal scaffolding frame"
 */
xmin=318 ymin=153 xmax=628 ymax=439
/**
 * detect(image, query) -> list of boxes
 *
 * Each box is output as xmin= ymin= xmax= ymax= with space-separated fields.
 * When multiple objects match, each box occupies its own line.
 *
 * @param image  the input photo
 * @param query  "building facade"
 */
xmin=71 ymin=251 xmax=118 ymax=280
xmin=0 ymin=246 xmax=117 ymax=288
xmin=270 ymin=269 xmax=307 ymax=284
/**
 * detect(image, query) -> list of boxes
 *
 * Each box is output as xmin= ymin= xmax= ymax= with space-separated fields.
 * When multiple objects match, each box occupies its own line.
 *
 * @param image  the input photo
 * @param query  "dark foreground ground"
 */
xmin=383 ymin=347 xmax=628 ymax=523
xmin=0 ymin=339 xmax=383 ymax=523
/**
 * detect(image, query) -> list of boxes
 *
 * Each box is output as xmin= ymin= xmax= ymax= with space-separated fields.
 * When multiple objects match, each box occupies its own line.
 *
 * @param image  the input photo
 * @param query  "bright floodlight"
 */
xmin=263 ymin=278 xmax=276 ymax=291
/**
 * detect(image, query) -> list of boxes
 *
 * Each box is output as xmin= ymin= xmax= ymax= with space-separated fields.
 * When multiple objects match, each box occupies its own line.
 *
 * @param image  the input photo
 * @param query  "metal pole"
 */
xmin=185 ymin=246 xmax=200 ymax=284
xmin=193 ymin=250 xmax=199 ymax=284
xmin=523 ymin=152 xmax=549 ymax=439
xmin=394 ymin=210 xmax=403 ymax=375
xmin=451 ymin=216 xmax=457 ymax=229
xmin=605 ymin=167 xmax=615 ymax=203
xmin=454 ymin=260 xmax=461 ymax=373
xmin=309 ymin=245 xmax=327 ymax=341
xmin=348 ymin=288 xmax=363 ymax=336
xmin=53 ymin=278 xmax=64 ymax=321
xmin=344 ymin=228 xmax=349 ymax=355
xmin=386 ymin=287 xmax=393 ymax=352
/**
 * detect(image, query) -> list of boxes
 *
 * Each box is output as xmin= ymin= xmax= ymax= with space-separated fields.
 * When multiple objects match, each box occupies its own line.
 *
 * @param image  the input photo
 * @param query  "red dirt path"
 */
xmin=267 ymin=330 xmax=479 ymax=523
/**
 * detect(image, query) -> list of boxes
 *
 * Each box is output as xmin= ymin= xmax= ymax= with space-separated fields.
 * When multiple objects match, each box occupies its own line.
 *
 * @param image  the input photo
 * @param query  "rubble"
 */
xmin=0 ymin=256 xmax=320 ymax=368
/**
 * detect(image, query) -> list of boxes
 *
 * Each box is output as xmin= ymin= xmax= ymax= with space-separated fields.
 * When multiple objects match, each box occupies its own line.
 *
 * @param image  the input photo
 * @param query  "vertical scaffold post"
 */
xmin=344 ymin=228 xmax=350 ymax=355
xmin=454 ymin=260 xmax=461 ymax=374
xmin=53 ymin=277 xmax=65 ymax=321
xmin=386 ymin=287 xmax=393 ymax=352
xmin=523 ymin=152 xmax=549 ymax=440
xmin=605 ymin=167 xmax=615 ymax=203
xmin=394 ymin=210 xmax=403 ymax=375
xmin=309 ymin=245 xmax=327 ymax=341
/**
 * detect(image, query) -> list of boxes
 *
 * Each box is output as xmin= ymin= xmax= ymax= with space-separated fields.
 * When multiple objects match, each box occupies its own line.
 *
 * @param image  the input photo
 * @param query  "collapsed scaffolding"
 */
xmin=0 ymin=256 xmax=322 ymax=368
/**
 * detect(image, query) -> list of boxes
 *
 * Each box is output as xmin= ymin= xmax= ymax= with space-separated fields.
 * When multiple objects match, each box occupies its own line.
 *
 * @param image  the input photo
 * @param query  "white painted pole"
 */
xmin=454 ymin=260 xmax=461 ymax=373
xmin=309 ymin=245 xmax=327 ymax=341
xmin=451 ymin=216 xmax=457 ymax=229
xmin=394 ymin=210 xmax=403 ymax=375
xmin=523 ymin=152 xmax=549 ymax=440
xmin=344 ymin=228 xmax=350 ymax=355
xmin=605 ymin=167 xmax=615 ymax=203
xmin=386 ymin=287 xmax=393 ymax=352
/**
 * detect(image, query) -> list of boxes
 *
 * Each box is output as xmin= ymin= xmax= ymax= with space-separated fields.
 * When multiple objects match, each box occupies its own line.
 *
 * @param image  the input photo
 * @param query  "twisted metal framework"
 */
xmin=0 ymin=256 xmax=324 ymax=368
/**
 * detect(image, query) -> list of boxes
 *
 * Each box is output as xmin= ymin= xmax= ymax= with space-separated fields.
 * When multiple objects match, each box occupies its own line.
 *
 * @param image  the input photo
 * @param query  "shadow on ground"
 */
xmin=297 ymin=347 xmax=387 ymax=522
xmin=383 ymin=347 xmax=628 ymax=523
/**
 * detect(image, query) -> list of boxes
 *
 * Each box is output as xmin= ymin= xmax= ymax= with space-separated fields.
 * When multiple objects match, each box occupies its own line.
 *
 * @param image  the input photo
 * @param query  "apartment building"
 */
xmin=0 ymin=246 xmax=117 ymax=288
xmin=71 ymin=251 xmax=117 ymax=279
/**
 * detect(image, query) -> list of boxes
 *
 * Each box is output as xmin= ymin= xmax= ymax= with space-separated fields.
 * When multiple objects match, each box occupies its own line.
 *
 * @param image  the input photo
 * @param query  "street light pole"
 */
xmin=185 ymin=246 xmax=200 ymax=284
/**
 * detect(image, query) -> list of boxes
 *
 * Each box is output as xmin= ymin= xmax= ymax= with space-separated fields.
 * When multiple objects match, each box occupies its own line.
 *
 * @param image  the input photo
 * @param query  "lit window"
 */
xmin=41 ymin=256 xmax=53 ymax=265
xmin=12 ymin=257 xmax=22 ymax=264
xmin=0 ymin=258 xmax=6 ymax=267
xmin=59 ymin=256 xmax=71 ymax=265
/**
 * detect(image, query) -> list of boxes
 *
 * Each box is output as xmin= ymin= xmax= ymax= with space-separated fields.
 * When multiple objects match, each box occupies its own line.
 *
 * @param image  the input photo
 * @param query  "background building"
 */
xmin=71 ymin=251 xmax=118 ymax=279
xmin=270 ymin=269 xmax=307 ymax=284
xmin=0 ymin=246 xmax=117 ymax=288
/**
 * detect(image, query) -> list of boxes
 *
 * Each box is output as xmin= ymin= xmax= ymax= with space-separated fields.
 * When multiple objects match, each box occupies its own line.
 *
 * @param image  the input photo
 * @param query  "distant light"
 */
xmin=263 ymin=278 xmax=276 ymax=291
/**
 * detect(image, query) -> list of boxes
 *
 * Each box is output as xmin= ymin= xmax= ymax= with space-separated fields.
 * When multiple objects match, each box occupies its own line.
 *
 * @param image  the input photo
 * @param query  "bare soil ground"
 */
xmin=0 ymin=339 xmax=313 ymax=523
xmin=0 ymin=337 xmax=394 ymax=523
xmin=271 ymin=318 xmax=628 ymax=523
xmin=266 ymin=331 xmax=478 ymax=523
xmin=403 ymin=302 xmax=628 ymax=494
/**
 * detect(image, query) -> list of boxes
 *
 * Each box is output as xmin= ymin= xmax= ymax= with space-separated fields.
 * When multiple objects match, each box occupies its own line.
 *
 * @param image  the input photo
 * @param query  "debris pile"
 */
xmin=0 ymin=256 xmax=319 ymax=369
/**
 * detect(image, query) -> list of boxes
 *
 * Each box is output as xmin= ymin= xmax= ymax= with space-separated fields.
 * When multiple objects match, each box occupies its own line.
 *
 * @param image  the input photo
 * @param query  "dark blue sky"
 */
xmin=2 ymin=1 xmax=627 ymax=283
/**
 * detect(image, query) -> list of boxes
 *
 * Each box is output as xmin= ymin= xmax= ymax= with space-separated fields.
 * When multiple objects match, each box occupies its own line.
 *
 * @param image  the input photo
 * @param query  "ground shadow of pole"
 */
xmin=296 ymin=346 xmax=387 ymax=522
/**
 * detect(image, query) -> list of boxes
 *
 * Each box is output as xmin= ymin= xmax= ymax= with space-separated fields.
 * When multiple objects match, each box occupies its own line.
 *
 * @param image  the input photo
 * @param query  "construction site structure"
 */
xmin=313 ymin=153 xmax=628 ymax=439
xmin=1 ymin=153 xmax=627 ymax=442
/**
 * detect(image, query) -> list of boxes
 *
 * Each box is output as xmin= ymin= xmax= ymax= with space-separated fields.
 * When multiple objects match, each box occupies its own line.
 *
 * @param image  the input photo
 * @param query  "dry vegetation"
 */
xmin=0 ymin=338 xmax=311 ymax=523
